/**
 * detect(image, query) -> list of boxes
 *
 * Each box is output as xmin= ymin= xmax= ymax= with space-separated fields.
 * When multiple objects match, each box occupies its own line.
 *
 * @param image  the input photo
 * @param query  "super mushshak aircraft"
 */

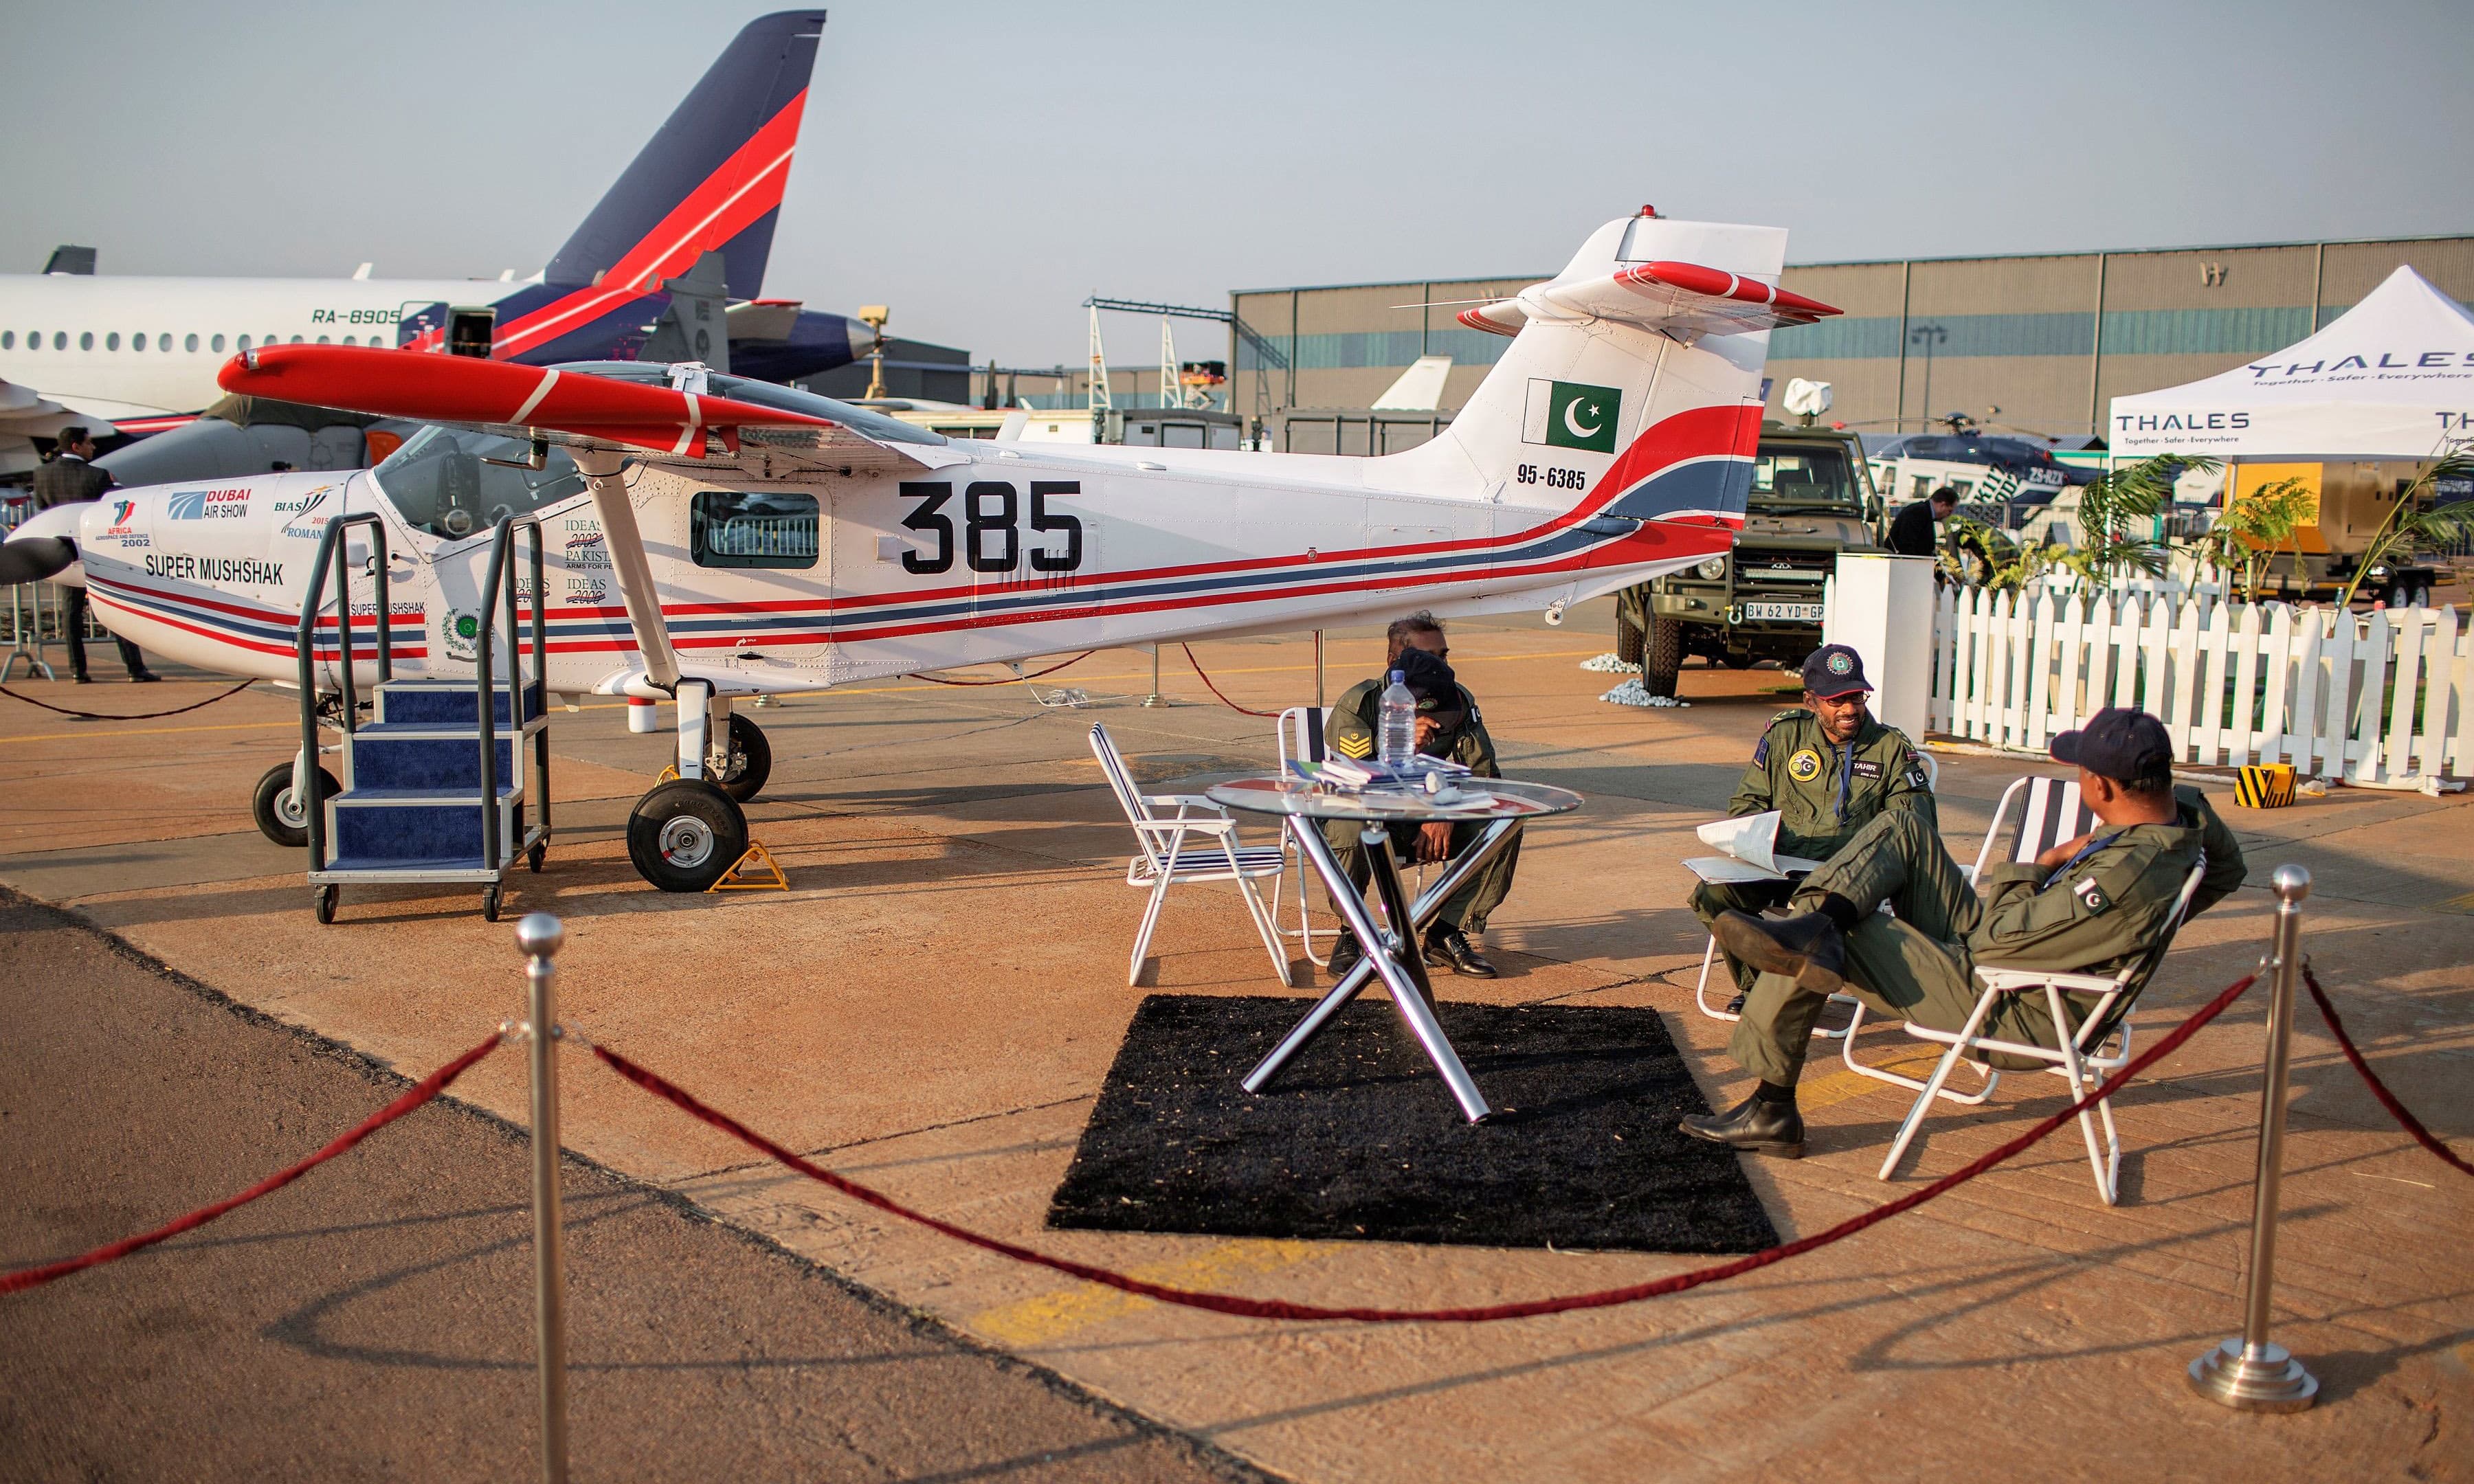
xmin=5 ymin=210 xmax=1836 ymax=891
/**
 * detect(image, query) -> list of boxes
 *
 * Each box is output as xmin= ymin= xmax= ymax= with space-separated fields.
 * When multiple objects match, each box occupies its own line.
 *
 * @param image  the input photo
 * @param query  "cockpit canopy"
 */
xmin=370 ymin=427 xmax=588 ymax=540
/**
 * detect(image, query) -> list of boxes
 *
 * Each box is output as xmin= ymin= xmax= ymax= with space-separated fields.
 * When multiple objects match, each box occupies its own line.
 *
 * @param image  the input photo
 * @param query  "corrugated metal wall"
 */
xmin=1232 ymin=236 xmax=2474 ymax=442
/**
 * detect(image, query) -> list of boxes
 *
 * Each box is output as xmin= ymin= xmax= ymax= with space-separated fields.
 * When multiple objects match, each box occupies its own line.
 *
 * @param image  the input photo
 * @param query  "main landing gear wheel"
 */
xmin=627 ymin=778 xmax=748 ymax=892
xmin=313 ymin=884 xmax=337 ymax=925
xmin=254 ymin=763 xmax=341 ymax=849
xmin=711 ymin=714 xmax=772 ymax=802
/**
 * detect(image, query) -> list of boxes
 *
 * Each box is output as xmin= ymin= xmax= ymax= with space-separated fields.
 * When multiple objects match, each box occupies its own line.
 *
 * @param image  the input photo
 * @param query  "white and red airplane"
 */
xmin=4 ymin=210 xmax=1836 ymax=892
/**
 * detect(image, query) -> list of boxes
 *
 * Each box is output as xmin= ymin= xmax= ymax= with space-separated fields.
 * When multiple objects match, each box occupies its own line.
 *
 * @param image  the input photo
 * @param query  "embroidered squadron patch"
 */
xmin=1787 ymin=748 xmax=1823 ymax=783
xmin=1826 ymin=651 xmax=1854 ymax=675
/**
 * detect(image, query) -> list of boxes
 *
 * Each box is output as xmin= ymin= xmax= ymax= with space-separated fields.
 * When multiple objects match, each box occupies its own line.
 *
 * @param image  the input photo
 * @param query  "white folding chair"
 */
xmin=1840 ymin=772 xmax=2102 ymax=1107
xmin=1272 ymin=706 xmax=1329 ymax=966
xmin=1853 ymin=859 xmax=2207 ymax=1206
xmin=1089 ymin=723 xmax=1291 ymax=987
xmin=1688 ymin=749 xmax=1938 ymax=1037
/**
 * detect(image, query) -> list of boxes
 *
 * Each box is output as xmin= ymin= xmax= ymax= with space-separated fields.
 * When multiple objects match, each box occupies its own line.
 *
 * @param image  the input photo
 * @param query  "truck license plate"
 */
xmin=1744 ymin=601 xmax=1824 ymax=622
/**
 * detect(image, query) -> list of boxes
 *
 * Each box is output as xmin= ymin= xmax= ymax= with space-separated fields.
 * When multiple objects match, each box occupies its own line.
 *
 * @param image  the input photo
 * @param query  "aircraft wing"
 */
xmin=214 ymin=344 xmax=963 ymax=474
xmin=1459 ymin=259 xmax=1838 ymax=341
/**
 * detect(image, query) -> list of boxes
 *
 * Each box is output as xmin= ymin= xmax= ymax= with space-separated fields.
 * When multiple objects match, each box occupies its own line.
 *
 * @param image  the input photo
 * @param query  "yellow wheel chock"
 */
xmin=708 ymin=840 xmax=788 ymax=892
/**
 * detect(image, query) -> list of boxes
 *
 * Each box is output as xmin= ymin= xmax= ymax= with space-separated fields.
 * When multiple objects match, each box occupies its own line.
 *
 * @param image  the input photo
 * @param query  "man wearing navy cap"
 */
xmin=1681 ymin=706 xmax=2246 ymax=1158
xmin=1693 ymin=644 xmax=1936 ymax=1013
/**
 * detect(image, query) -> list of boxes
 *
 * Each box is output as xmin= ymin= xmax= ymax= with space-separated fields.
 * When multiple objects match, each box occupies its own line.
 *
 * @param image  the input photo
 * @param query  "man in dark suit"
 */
xmin=32 ymin=427 xmax=157 ymax=683
xmin=1884 ymin=486 xmax=1957 ymax=559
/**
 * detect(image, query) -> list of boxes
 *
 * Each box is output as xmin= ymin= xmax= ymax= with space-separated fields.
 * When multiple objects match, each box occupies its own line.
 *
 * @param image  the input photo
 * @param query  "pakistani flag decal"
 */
xmin=1522 ymin=379 xmax=1620 ymax=454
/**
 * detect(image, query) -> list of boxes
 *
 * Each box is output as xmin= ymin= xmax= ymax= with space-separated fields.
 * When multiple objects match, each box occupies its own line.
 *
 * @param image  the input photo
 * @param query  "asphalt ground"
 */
xmin=0 ymin=890 xmax=1263 ymax=1484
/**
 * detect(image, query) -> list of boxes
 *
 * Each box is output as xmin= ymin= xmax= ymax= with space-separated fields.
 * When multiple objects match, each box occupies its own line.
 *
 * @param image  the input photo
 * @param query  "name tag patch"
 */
xmin=1851 ymin=760 xmax=1883 ymax=779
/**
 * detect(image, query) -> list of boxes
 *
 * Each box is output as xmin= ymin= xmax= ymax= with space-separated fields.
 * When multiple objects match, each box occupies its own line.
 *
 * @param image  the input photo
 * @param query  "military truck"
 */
xmin=1614 ymin=421 xmax=1884 ymax=697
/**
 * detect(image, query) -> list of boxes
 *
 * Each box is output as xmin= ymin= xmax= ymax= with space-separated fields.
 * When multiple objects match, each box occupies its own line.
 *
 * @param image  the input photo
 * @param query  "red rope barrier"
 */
xmin=2303 ymin=965 xmax=2474 ymax=1180
xmin=596 ymin=971 xmax=2256 ymax=1323
xmin=1180 ymin=644 xmax=1280 ymax=718
xmin=0 ymin=1032 xmax=503 ymax=1296
xmin=0 ymin=676 xmax=256 ymax=721
xmin=909 ymin=653 xmax=1095 ymax=687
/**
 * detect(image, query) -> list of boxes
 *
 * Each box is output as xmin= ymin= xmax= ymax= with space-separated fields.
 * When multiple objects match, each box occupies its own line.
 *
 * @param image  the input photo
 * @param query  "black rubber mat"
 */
xmin=1047 ymin=994 xmax=1779 ymax=1254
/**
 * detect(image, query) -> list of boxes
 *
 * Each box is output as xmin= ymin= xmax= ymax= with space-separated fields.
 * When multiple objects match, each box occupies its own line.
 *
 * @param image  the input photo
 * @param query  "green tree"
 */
xmin=2332 ymin=450 xmax=2474 ymax=609
xmin=2198 ymin=475 xmax=2317 ymax=602
xmin=2048 ymin=455 xmax=2200 ymax=585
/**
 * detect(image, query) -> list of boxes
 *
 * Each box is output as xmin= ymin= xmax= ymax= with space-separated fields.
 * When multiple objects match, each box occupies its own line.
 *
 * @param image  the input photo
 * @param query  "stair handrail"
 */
xmin=295 ymin=513 xmax=394 ymax=871
xmin=476 ymin=515 xmax=546 ymax=873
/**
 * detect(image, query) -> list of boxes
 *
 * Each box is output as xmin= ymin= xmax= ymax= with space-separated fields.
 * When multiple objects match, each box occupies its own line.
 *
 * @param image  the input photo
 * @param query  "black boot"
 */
xmin=1326 ymin=932 xmax=1363 ymax=980
xmin=1680 ymin=1091 xmax=1806 ymax=1158
xmin=1425 ymin=925 xmax=1497 ymax=979
xmin=1713 ymin=910 xmax=1846 ymax=993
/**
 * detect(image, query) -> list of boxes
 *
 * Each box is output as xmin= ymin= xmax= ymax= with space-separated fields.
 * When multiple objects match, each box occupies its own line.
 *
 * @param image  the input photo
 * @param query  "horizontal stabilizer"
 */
xmin=1526 ymin=259 xmax=1838 ymax=338
xmin=1456 ymin=300 xmax=1527 ymax=338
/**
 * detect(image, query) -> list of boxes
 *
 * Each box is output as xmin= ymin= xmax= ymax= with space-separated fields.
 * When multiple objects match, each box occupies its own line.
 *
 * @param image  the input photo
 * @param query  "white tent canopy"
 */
xmin=2108 ymin=265 xmax=2474 ymax=460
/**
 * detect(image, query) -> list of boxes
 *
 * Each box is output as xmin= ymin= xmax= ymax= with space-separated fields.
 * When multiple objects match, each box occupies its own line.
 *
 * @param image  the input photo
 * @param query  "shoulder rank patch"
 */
xmin=1752 ymin=734 xmax=1770 ymax=767
xmin=2073 ymin=875 xmax=2110 ymax=913
xmin=1787 ymin=747 xmax=1823 ymax=783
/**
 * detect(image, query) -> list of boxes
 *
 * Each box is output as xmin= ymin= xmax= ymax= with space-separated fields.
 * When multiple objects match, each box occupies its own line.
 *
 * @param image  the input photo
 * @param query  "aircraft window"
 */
xmin=317 ymin=335 xmax=331 ymax=344
xmin=370 ymin=425 xmax=588 ymax=541
xmin=80 ymin=332 xmax=93 ymax=350
xmin=289 ymin=335 xmax=304 ymax=344
xmin=52 ymin=332 xmax=65 ymax=350
xmin=692 ymin=491 xmax=819 ymax=569
xmin=237 ymin=335 xmax=251 ymax=351
xmin=212 ymin=334 xmax=225 ymax=352
xmin=185 ymin=333 xmax=199 ymax=352
xmin=1 ymin=332 xmax=12 ymax=350
xmin=132 ymin=334 xmax=145 ymax=352
xmin=341 ymin=335 xmax=356 ymax=346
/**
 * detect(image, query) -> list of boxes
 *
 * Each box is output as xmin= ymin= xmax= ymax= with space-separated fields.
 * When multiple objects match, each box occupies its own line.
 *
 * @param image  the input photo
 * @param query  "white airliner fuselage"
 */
xmin=0 ymin=273 xmax=518 ymax=423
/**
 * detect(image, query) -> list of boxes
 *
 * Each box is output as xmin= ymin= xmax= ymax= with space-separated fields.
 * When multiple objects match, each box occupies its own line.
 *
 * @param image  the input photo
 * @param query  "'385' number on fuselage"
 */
xmin=899 ymin=480 xmax=1083 ymax=574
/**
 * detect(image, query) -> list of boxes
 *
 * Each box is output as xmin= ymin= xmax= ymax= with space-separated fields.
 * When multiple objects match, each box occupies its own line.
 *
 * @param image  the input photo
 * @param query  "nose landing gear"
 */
xmin=624 ymin=684 xmax=768 ymax=890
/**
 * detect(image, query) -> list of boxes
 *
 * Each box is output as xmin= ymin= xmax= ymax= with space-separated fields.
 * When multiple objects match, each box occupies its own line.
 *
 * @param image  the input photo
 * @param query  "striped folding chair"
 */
xmin=1089 ymin=723 xmax=1291 ymax=987
xmin=1273 ymin=706 xmax=1328 ymax=966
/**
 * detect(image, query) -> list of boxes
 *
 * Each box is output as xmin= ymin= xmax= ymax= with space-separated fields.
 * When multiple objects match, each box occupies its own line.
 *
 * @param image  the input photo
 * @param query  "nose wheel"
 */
xmin=255 ymin=762 xmax=341 ymax=849
xmin=626 ymin=778 xmax=750 ymax=892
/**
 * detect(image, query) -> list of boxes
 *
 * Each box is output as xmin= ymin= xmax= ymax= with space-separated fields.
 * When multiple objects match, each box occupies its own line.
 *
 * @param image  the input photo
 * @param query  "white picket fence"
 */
xmin=1924 ymin=585 xmax=2471 ymax=785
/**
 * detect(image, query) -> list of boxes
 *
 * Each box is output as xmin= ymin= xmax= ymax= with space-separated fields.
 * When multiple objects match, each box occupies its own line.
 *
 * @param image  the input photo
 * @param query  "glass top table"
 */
xmin=1205 ymin=774 xmax=1583 ymax=1123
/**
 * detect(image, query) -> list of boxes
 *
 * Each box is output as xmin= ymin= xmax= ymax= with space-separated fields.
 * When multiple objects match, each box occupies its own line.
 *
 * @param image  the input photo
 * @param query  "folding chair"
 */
xmin=1851 ymin=857 xmax=2207 ymax=1206
xmin=1272 ymin=706 xmax=1329 ymax=967
xmin=1840 ymin=772 xmax=2100 ymax=1106
xmin=1687 ymin=751 xmax=1938 ymax=1037
xmin=1089 ymin=723 xmax=1291 ymax=987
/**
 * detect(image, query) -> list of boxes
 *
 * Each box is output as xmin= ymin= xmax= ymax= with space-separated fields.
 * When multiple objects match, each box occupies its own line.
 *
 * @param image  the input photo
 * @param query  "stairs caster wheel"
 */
xmin=314 ymin=885 xmax=337 ymax=925
xmin=527 ymin=842 xmax=546 ymax=874
xmin=482 ymin=885 xmax=503 ymax=922
xmin=626 ymin=778 xmax=748 ymax=892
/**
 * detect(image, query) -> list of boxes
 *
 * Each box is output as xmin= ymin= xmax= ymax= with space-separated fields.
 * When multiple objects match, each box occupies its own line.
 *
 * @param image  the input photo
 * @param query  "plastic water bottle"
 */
xmin=1378 ymin=669 xmax=1417 ymax=768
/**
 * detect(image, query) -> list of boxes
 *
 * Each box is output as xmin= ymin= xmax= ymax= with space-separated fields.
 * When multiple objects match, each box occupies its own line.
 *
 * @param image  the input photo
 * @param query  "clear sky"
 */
xmin=5 ymin=0 xmax=2468 ymax=366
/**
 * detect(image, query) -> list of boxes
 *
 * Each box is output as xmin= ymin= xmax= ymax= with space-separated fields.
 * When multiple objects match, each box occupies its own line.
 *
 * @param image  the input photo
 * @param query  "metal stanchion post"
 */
xmin=517 ymin=912 xmax=572 ymax=1481
xmin=1143 ymin=643 xmax=1163 ymax=707
xmin=2188 ymin=865 xmax=2318 ymax=1412
xmin=1314 ymin=629 xmax=1325 ymax=708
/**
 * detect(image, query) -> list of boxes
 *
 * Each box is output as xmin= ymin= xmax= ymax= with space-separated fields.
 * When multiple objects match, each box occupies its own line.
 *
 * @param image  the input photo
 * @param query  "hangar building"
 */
xmin=1228 ymin=233 xmax=2474 ymax=449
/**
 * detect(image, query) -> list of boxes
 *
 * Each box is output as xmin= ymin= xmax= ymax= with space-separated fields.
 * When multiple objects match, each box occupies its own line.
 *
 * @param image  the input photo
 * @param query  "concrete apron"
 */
xmin=1 ymin=618 xmax=2468 ymax=1483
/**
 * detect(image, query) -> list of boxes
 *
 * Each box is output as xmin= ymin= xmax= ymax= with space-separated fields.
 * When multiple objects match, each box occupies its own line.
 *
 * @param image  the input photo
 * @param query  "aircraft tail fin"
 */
xmin=542 ymin=10 xmax=826 ymax=300
xmin=1387 ymin=213 xmax=1836 ymax=530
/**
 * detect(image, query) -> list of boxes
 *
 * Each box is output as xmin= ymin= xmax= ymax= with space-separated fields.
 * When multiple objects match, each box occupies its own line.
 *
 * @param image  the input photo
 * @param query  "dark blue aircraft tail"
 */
xmin=542 ymin=10 xmax=825 ymax=298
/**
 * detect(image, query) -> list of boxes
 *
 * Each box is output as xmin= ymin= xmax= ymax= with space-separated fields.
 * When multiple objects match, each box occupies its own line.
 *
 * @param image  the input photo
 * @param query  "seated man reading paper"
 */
xmin=1681 ymin=708 xmax=2247 ymax=1158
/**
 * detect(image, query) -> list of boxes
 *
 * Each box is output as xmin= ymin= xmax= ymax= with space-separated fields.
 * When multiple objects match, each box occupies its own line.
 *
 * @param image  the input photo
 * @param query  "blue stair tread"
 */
xmin=357 ymin=720 xmax=523 ymax=737
xmin=322 ymin=854 xmax=498 ymax=874
xmin=333 ymin=785 xmax=518 ymax=802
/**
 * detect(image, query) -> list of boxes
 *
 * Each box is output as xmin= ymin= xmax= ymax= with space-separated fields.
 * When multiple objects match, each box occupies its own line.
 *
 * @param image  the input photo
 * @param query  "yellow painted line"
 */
xmin=1796 ymin=1046 xmax=1950 ymax=1112
xmin=969 ymin=1237 xmax=1314 ymax=1346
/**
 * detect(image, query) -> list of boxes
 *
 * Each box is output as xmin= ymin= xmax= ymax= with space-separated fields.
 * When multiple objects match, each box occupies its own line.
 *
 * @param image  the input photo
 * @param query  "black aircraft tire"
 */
xmin=627 ymin=779 xmax=749 ymax=892
xmin=254 ymin=763 xmax=341 ymax=849
xmin=712 ymin=714 xmax=772 ymax=802
xmin=1642 ymin=615 xmax=1684 ymax=699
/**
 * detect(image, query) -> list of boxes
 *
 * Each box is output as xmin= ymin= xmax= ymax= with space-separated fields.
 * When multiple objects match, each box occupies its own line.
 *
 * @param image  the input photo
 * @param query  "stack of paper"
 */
xmin=1306 ymin=756 xmax=1472 ymax=791
xmin=1682 ymin=811 xmax=1825 ymax=884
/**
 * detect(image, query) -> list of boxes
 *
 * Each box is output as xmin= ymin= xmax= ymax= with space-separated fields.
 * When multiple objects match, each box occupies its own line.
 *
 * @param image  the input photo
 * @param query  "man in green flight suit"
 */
xmin=1680 ymin=707 xmax=2247 ymax=1158
xmin=1695 ymin=644 xmax=1935 ymax=1015
xmin=1322 ymin=611 xmax=1516 ymax=980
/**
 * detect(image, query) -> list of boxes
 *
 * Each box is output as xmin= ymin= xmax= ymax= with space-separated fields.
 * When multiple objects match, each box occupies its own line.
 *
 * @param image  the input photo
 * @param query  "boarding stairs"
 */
xmin=296 ymin=513 xmax=552 ymax=923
